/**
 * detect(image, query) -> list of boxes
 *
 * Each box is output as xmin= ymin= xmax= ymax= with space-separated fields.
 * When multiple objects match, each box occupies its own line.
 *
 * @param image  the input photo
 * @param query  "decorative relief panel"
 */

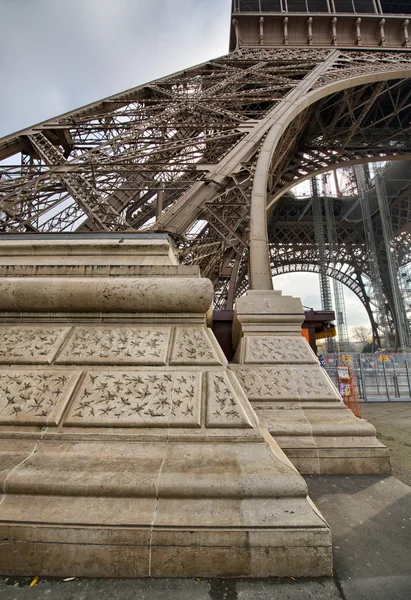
xmin=0 ymin=326 xmax=70 ymax=364
xmin=245 ymin=336 xmax=316 ymax=364
xmin=170 ymin=327 xmax=223 ymax=365
xmin=231 ymin=366 xmax=339 ymax=401
xmin=232 ymin=367 xmax=297 ymax=400
xmin=65 ymin=370 xmax=201 ymax=427
xmin=57 ymin=327 xmax=170 ymax=365
xmin=206 ymin=371 xmax=252 ymax=428
xmin=0 ymin=370 xmax=80 ymax=425
xmin=291 ymin=366 xmax=340 ymax=400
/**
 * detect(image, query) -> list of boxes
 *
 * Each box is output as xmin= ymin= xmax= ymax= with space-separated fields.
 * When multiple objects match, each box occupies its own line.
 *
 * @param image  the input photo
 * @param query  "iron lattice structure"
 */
xmin=2 ymin=1 xmax=411 ymax=347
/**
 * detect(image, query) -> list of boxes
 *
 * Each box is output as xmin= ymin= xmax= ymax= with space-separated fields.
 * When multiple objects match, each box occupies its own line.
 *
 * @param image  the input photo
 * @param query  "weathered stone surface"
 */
xmin=0 ymin=370 xmax=80 ymax=425
xmin=232 ymin=290 xmax=305 ymax=348
xmin=245 ymin=335 xmax=317 ymax=364
xmin=170 ymin=327 xmax=226 ymax=366
xmin=0 ymin=436 xmax=332 ymax=577
xmin=232 ymin=365 xmax=340 ymax=401
xmin=0 ymin=237 xmax=333 ymax=578
xmin=57 ymin=326 xmax=171 ymax=365
xmin=66 ymin=370 xmax=202 ymax=427
xmin=232 ymin=290 xmax=391 ymax=475
xmin=206 ymin=372 xmax=253 ymax=428
xmin=0 ymin=277 xmax=213 ymax=314
xmin=0 ymin=325 xmax=70 ymax=364
xmin=0 ymin=235 xmax=180 ymax=267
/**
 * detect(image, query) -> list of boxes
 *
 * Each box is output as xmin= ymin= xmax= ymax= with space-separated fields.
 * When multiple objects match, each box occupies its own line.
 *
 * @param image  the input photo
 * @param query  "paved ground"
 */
xmin=0 ymin=402 xmax=409 ymax=599
xmin=307 ymin=475 xmax=411 ymax=600
xmin=0 ymin=576 xmax=342 ymax=600
xmin=361 ymin=402 xmax=411 ymax=486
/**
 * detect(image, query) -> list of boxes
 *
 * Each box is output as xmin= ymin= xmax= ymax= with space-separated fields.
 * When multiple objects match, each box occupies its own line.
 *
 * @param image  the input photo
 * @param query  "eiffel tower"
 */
xmin=1 ymin=0 xmax=411 ymax=346
xmin=0 ymin=2 xmax=403 ymax=577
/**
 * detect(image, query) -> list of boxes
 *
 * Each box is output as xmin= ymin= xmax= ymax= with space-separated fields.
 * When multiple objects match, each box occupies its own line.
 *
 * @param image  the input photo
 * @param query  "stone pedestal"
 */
xmin=230 ymin=290 xmax=391 ymax=475
xmin=0 ymin=235 xmax=332 ymax=577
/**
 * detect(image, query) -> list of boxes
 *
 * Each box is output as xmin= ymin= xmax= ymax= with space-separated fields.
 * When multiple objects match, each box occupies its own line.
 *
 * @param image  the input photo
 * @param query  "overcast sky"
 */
xmin=0 ymin=0 xmax=369 ymax=330
xmin=0 ymin=0 xmax=231 ymax=135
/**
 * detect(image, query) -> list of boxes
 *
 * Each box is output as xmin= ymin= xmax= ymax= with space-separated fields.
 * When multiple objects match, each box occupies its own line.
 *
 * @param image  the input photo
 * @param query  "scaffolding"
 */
xmin=323 ymin=174 xmax=349 ymax=352
xmin=354 ymin=165 xmax=390 ymax=348
xmin=398 ymin=263 xmax=411 ymax=326
xmin=311 ymin=176 xmax=335 ymax=352
xmin=374 ymin=172 xmax=411 ymax=350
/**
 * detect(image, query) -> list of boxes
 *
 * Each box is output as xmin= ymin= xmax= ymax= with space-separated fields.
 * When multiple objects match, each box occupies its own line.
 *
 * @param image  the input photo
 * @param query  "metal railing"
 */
xmin=323 ymin=353 xmax=411 ymax=401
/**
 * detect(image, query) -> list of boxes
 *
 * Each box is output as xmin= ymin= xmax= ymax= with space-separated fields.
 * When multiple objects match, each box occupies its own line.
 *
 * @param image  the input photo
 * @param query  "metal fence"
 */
xmin=323 ymin=353 xmax=411 ymax=402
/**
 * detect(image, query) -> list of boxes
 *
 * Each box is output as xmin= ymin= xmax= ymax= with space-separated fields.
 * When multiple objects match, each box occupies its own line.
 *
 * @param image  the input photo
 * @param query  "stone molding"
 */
xmin=0 ymin=277 xmax=213 ymax=314
xmin=231 ymin=289 xmax=391 ymax=475
xmin=0 ymin=237 xmax=333 ymax=578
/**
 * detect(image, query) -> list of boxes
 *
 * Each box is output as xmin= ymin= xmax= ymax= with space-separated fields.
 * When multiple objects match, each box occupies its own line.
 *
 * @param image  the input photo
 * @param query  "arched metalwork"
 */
xmin=2 ymin=39 xmax=411 ymax=345
xmin=270 ymin=263 xmax=382 ymax=345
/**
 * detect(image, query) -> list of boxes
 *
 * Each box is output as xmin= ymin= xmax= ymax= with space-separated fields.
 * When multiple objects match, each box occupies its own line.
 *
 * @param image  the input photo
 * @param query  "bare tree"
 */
xmin=351 ymin=326 xmax=372 ymax=346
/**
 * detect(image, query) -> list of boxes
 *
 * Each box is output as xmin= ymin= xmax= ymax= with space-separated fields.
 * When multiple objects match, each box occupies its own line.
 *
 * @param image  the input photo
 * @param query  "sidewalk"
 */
xmin=361 ymin=402 xmax=411 ymax=486
xmin=0 ymin=403 xmax=409 ymax=600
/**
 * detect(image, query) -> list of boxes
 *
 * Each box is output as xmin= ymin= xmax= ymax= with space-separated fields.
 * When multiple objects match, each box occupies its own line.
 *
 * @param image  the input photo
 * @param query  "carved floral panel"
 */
xmin=232 ymin=365 xmax=339 ymax=401
xmin=206 ymin=371 xmax=252 ymax=428
xmin=0 ymin=326 xmax=70 ymax=364
xmin=57 ymin=327 xmax=170 ymax=365
xmin=170 ymin=327 xmax=223 ymax=365
xmin=292 ymin=366 xmax=340 ymax=399
xmin=232 ymin=366 xmax=298 ymax=400
xmin=245 ymin=336 xmax=316 ymax=364
xmin=66 ymin=370 xmax=201 ymax=427
xmin=0 ymin=370 xmax=80 ymax=425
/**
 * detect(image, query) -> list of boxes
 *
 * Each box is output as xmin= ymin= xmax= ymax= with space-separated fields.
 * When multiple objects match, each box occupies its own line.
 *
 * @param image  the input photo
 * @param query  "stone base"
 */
xmin=0 ymin=236 xmax=334 ymax=577
xmin=253 ymin=405 xmax=391 ymax=475
xmin=0 ymin=438 xmax=332 ymax=578
xmin=0 ymin=504 xmax=331 ymax=578
xmin=282 ymin=446 xmax=391 ymax=475
xmin=231 ymin=290 xmax=391 ymax=476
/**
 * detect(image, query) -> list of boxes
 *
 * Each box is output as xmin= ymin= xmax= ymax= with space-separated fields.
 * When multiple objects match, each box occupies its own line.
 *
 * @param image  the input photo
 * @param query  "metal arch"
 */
xmin=250 ymin=62 xmax=411 ymax=289
xmin=265 ymin=77 xmax=411 ymax=207
xmin=270 ymin=262 xmax=384 ymax=343
xmin=1 ymin=49 xmax=410 ymax=239
xmin=271 ymin=262 xmax=366 ymax=305
xmin=267 ymin=155 xmax=411 ymax=209
xmin=264 ymin=185 xmax=411 ymax=344
xmin=180 ymin=71 xmax=411 ymax=311
xmin=2 ymin=46 xmax=411 ymax=345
